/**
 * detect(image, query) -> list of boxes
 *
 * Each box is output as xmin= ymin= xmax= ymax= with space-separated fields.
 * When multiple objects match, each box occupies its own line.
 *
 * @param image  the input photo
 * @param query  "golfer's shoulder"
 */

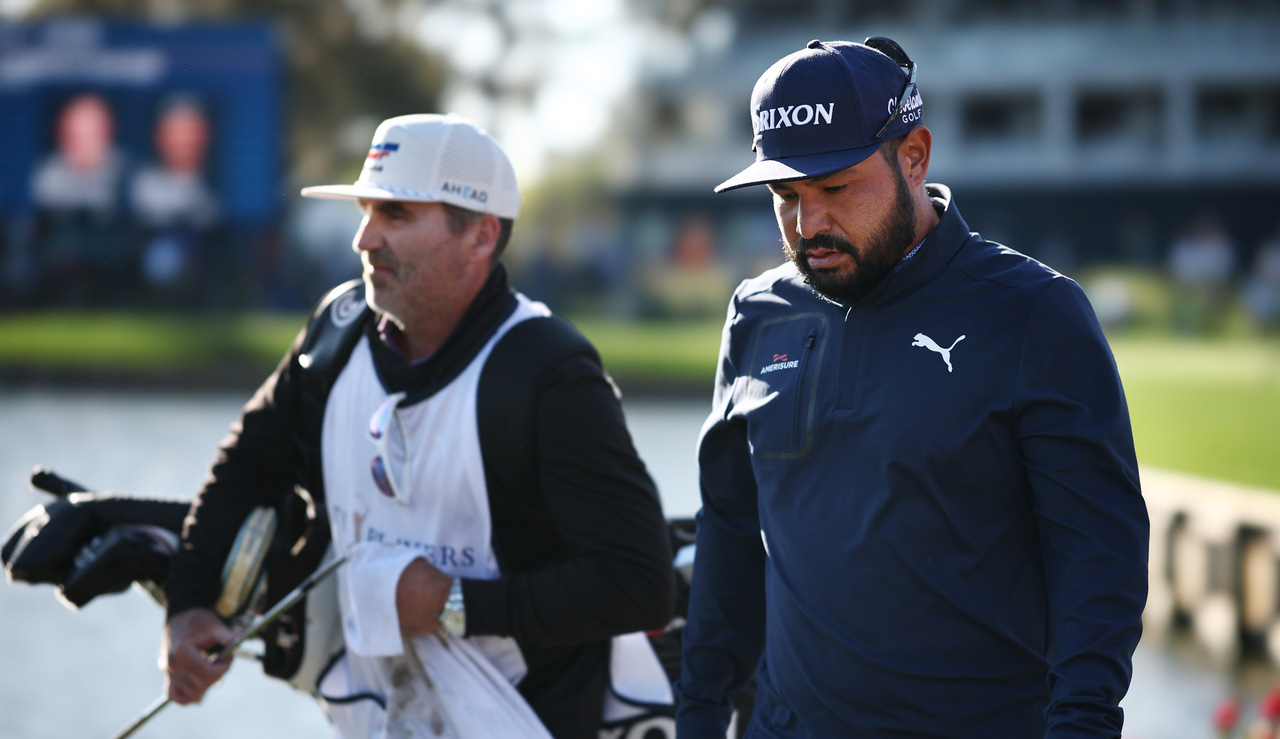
xmin=954 ymin=236 xmax=1062 ymax=299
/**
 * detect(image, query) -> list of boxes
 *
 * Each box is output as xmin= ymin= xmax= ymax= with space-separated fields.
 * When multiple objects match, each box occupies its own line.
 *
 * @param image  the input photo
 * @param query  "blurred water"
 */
xmin=0 ymin=390 xmax=1271 ymax=738
xmin=0 ymin=390 xmax=328 ymax=739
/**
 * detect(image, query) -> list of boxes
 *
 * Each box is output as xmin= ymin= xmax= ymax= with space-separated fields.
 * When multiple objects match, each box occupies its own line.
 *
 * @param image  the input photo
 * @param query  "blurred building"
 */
xmin=603 ymin=0 xmax=1280 ymax=289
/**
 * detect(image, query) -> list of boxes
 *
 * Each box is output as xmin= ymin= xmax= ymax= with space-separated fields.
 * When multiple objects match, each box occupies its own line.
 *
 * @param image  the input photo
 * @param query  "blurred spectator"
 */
xmin=30 ymin=93 xmax=128 ymax=304
xmin=572 ymin=217 xmax=634 ymax=314
xmin=1168 ymin=214 xmax=1236 ymax=335
xmin=130 ymin=96 xmax=221 ymax=306
xmin=643 ymin=214 xmax=733 ymax=318
xmin=1243 ymin=225 xmax=1280 ymax=332
xmin=1085 ymin=274 xmax=1133 ymax=327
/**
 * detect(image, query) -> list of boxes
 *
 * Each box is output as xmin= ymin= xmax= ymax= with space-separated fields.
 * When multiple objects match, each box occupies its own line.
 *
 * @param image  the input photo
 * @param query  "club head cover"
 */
xmin=4 ymin=493 xmax=189 ymax=586
xmin=3 ymin=499 xmax=93 ymax=584
xmin=58 ymin=524 xmax=180 ymax=609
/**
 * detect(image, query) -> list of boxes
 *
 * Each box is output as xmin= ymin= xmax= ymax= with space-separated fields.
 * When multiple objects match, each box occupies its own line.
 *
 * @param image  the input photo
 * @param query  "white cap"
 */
xmin=301 ymin=113 xmax=521 ymax=220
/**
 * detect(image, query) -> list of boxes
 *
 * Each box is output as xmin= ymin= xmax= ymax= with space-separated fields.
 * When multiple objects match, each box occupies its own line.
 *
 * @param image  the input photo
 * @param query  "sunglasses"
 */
xmin=368 ymin=391 xmax=411 ymax=504
xmin=865 ymin=36 xmax=918 ymax=140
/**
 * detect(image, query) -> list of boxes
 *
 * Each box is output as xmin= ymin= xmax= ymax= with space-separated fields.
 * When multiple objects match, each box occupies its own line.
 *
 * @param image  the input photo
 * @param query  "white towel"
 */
xmin=338 ymin=541 xmax=422 ymax=657
xmin=321 ymin=634 xmax=548 ymax=739
xmin=392 ymin=633 xmax=552 ymax=739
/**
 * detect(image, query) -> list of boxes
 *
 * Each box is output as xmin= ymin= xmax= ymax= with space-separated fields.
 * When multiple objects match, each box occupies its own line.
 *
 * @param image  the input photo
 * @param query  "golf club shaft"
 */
xmin=107 ymin=694 xmax=169 ymax=739
xmin=106 ymin=554 xmax=348 ymax=739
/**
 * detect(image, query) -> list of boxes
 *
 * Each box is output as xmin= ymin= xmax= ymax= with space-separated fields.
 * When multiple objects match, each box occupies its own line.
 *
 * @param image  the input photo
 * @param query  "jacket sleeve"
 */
xmin=675 ymin=296 xmax=767 ymax=739
xmin=462 ymin=353 xmax=675 ymax=648
xmin=1013 ymin=277 xmax=1149 ymax=738
xmin=164 ymin=328 xmax=307 ymax=618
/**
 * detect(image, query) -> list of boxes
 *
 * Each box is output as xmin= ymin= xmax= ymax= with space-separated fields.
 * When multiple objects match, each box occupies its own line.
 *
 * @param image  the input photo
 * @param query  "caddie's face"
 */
xmin=767 ymin=145 xmax=917 ymax=304
xmin=352 ymin=199 xmax=474 ymax=328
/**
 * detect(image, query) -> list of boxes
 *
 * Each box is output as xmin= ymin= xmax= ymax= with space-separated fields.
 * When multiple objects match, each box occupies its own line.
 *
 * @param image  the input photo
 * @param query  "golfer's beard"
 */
xmin=788 ymin=175 xmax=918 ymax=304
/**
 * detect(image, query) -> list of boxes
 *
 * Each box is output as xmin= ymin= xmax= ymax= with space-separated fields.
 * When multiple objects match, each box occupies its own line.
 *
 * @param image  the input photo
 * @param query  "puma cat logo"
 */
xmin=912 ymin=333 xmax=965 ymax=373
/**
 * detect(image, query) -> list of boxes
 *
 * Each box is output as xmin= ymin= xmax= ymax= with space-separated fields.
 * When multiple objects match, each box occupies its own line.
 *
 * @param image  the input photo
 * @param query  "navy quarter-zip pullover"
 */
xmin=676 ymin=185 xmax=1148 ymax=739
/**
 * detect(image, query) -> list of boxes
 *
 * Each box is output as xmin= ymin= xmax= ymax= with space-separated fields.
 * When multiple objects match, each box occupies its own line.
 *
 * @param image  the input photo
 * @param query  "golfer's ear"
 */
xmin=899 ymin=126 xmax=931 ymax=189
xmin=471 ymin=213 xmax=500 ymax=264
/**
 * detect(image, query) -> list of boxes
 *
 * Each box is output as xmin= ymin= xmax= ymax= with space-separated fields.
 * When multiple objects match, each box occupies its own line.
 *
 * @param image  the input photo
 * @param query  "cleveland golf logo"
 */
xmin=912 ymin=332 xmax=965 ymax=373
xmin=887 ymin=88 xmax=923 ymax=126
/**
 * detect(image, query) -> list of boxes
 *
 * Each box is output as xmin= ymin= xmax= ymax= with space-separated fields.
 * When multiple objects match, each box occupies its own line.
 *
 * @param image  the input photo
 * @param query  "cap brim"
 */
xmin=713 ymin=142 xmax=884 ymax=193
xmin=299 ymin=184 xmax=451 ymax=202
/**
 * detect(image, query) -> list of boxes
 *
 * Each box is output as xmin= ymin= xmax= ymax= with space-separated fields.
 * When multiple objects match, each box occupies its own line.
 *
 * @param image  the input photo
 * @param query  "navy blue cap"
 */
xmin=714 ymin=39 xmax=923 ymax=193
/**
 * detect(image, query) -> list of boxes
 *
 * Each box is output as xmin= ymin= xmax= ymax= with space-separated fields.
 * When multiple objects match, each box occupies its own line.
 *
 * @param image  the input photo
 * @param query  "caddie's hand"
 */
xmin=396 ymin=556 xmax=453 ymax=636
xmin=164 ymin=607 xmax=235 ymax=704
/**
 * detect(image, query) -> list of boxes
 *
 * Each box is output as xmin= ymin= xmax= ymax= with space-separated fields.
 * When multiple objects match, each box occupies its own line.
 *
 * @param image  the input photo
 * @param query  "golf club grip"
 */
xmin=103 ymin=555 xmax=346 ymax=739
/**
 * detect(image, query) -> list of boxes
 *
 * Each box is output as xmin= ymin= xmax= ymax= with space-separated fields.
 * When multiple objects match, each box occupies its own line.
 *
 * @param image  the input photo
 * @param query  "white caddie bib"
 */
xmin=316 ymin=294 xmax=551 ymax=738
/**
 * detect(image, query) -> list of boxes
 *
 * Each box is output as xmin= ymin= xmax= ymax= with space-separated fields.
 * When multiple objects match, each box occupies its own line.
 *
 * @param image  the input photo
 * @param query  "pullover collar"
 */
xmin=857 ymin=183 xmax=971 ymax=309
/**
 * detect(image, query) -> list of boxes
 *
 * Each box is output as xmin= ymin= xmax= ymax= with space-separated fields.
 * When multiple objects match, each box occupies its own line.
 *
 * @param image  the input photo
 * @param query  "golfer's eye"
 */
xmin=376 ymin=203 xmax=411 ymax=221
xmin=823 ymin=184 xmax=847 ymax=194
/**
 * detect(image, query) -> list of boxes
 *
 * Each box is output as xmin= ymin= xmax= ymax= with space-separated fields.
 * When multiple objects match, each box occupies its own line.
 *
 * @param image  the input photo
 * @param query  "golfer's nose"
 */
xmin=353 ymin=212 xmax=383 ymax=254
xmin=796 ymin=195 xmax=832 ymax=240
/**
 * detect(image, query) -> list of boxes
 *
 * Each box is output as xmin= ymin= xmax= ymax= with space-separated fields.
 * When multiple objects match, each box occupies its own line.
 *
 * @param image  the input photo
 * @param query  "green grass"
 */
xmin=568 ymin=316 xmax=722 ymax=383
xmin=0 ymin=311 xmax=724 ymax=379
xmin=1 ymin=311 xmax=1278 ymax=492
xmin=0 ymin=312 xmax=305 ymax=370
xmin=1110 ymin=336 xmax=1280 ymax=491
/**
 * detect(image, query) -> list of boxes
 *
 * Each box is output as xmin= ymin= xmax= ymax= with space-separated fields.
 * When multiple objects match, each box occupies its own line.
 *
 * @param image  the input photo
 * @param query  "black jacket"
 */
xmin=677 ymin=186 xmax=1146 ymax=738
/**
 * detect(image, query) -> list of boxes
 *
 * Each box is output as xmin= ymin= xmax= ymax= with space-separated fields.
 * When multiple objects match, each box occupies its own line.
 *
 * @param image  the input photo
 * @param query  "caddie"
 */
xmin=163 ymin=113 xmax=675 ymax=739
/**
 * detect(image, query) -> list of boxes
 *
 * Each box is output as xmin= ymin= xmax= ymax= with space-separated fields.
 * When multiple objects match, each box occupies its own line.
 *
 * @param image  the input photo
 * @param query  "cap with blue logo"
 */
xmin=301 ymin=113 xmax=521 ymax=220
xmin=714 ymin=38 xmax=922 ymax=193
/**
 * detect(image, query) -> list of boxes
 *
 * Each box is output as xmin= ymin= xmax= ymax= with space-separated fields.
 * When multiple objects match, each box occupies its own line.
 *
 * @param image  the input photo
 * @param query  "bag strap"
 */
xmin=293 ymin=279 xmax=374 ymax=504
xmin=262 ymin=281 xmax=370 ymax=682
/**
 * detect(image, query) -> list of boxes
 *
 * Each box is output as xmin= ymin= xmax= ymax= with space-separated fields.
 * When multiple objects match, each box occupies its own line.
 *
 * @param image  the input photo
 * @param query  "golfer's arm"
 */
xmin=1014 ymin=279 xmax=1147 ymax=735
xmin=677 ymin=298 xmax=764 ymax=737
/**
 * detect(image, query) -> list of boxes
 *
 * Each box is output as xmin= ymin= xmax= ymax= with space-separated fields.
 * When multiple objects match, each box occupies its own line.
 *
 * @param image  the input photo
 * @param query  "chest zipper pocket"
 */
xmin=744 ymin=312 xmax=828 ymax=461
xmin=792 ymin=333 xmax=816 ymax=446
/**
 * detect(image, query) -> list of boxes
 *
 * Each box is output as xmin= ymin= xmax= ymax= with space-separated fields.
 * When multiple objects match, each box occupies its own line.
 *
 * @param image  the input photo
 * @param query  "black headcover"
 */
xmin=2 ymin=493 xmax=189 ymax=608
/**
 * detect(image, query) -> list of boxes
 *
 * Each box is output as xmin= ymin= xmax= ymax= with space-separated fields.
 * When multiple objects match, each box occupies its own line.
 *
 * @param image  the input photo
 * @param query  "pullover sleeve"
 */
xmin=675 ymin=297 xmax=767 ymax=739
xmin=164 ymin=329 xmax=307 ymax=617
xmin=462 ymin=354 xmax=676 ymax=648
xmin=1013 ymin=277 xmax=1149 ymax=738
